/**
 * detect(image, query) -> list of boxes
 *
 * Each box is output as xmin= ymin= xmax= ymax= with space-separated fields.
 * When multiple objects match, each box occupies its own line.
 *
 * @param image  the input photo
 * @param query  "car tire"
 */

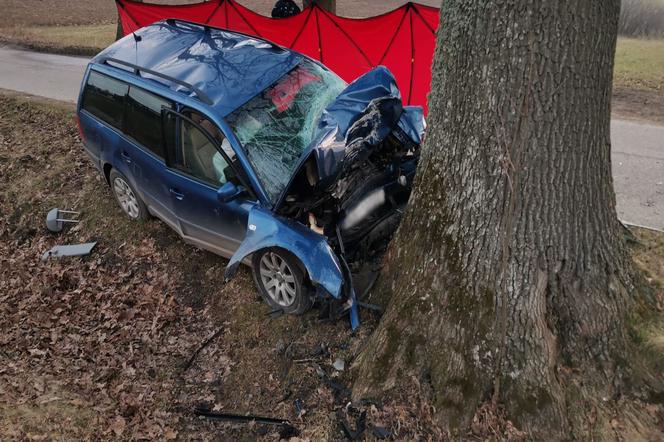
xmin=109 ymin=169 xmax=149 ymax=221
xmin=252 ymin=248 xmax=312 ymax=315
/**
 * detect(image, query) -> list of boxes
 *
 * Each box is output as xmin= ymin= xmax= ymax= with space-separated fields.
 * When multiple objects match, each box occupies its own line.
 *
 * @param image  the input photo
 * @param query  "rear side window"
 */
xmin=82 ymin=71 xmax=128 ymax=129
xmin=125 ymin=86 xmax=173 ymax=157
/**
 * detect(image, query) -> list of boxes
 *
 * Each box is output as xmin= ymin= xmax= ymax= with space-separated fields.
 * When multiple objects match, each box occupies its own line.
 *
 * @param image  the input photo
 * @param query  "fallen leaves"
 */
xmin=0 ymin=93 xmax=449 ymax=441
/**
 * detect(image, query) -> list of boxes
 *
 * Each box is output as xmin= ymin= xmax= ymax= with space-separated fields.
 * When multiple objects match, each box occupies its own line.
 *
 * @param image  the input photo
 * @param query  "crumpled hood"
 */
xmin=275 ymin=66 xmax=425 ymax=208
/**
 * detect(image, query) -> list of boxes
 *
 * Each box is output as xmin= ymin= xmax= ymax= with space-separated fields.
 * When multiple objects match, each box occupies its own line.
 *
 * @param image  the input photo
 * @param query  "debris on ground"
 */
xmin=40 ymin=241 xmax=96 ymax=262
xmin=182 ymin=326 xmax=225 ymax=372
xmin=45 ymin=208 xmax=79 ymax=233
xmin=192 ymin=406 xmax=299 ymax=437
xmin=373 ymin=425 xmax=390 ymax=439
xmin=338 ymin=408 xmax=367 ymax=440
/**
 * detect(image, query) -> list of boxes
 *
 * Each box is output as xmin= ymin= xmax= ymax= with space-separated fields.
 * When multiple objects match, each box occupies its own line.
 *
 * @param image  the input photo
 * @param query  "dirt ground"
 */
xmin=1 ymin=86 xmax=663 ymax=439
xmin=613 ymin=86 xmax=664 ymax=125
xmin=0 ymin=92 xmax=440 ymax=440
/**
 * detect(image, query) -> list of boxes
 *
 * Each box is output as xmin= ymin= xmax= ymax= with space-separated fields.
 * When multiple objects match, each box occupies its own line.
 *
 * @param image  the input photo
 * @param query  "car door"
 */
xmin=162 ymin=109 xmax=252 ymax=257
xmin=79 ymin=70 xmax=179 ymax=229
xmin=119 ymin=84 xmax=179 ymax=229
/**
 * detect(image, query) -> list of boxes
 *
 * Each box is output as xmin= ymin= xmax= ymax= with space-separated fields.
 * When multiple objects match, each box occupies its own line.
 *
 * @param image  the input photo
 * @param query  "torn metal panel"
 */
xmin=225 ymin=206 xmax=360 ymax=329
xmin=225 ymin=206 xmax=344 ymax=297
xmin=41 ymin=242 xmax=97 ymax=262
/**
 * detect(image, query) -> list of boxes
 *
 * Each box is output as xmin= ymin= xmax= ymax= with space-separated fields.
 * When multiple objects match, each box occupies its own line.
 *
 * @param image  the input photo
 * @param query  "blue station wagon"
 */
xmin=76 ymin=19 xmax=425 ymax=328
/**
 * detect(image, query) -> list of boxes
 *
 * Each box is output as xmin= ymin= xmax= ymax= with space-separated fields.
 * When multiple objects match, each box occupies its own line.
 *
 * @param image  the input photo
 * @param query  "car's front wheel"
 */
xmin=109 ymin=169 xmax=149 ymax=221
xmin=252 ymin=248 xmax=312 ymax=315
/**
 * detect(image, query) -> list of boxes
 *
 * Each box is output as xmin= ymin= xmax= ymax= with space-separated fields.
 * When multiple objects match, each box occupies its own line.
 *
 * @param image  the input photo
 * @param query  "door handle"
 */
xmin=120 ymin=151 xmax=132 ymax=164
xmin=169 ymin=188 xmax=184 ymax=200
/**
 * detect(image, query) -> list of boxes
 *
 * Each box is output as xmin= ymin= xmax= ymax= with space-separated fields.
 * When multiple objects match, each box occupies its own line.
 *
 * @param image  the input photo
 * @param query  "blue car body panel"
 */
xmin=272 ymin=66 xmax=426 ymax=208
xmin=77 ymin=20 xmax=425 ymax=330
xmin=224 ymin=206 xmax=360 ymax=329
xmin=94 ymin=21 xmax=302 ymax=118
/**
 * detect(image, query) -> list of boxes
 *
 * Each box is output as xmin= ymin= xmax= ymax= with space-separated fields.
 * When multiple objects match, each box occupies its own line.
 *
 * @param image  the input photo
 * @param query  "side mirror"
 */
xmin=217 ymin=181 xmax=244 ymax=203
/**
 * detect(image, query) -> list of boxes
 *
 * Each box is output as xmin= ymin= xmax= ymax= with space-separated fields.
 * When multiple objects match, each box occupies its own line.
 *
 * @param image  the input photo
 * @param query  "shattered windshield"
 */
xmin=225 ymin=59 xmax=347 ymax=202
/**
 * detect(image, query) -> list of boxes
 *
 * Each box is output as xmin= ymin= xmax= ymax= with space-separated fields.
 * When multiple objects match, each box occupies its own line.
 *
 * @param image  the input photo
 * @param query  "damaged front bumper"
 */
xmin=225 ymin=66 xmax=425 ymax=329
xmin=224 ymin=206 xmax=360 ymax=329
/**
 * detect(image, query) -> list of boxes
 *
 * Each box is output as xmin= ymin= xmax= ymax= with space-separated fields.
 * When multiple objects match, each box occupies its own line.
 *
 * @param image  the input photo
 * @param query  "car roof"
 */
xmin=91 ymin=20 xmax=303 ymax=117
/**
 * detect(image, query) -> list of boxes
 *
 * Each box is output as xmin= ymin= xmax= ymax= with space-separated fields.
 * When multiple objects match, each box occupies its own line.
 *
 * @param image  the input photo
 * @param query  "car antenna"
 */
xmin=132 ymin=32 xmax=141 ymax=66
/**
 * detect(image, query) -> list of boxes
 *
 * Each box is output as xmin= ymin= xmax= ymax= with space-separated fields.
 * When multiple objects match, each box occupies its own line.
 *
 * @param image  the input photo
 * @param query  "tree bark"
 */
xmin=303 ymin=0 xmax=335 ymax=14
xmin=354 ymin=1 xmax=662 ymax=439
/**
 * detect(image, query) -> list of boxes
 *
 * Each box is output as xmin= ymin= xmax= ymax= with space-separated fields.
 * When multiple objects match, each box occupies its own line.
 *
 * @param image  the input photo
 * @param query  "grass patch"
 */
xmin=0 ymin=24 xmax=115 ymax=56
xmin=0 ymin=388 xmax=97 ymax=441
xmin=615 ymin=37 xmax=664 ymax=91
xmin=0 ymin=28 xmax=662 ymax=97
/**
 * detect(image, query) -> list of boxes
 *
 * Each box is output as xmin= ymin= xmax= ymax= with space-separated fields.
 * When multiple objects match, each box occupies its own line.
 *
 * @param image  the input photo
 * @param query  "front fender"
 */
xmin=225 ymin=206 xmax=344 ymax=298
xmin=225 ymin=206 xmax=360 ymax=329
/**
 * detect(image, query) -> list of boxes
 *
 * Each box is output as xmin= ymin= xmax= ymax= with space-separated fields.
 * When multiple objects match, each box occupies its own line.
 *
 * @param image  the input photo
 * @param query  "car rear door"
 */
xmin=162 ymin=110 xmax=252 ymax=257
xmin=120 ymin=84 xmax=178 ymax=229
xmin=79 ymin=70 xmax=178 ymax=229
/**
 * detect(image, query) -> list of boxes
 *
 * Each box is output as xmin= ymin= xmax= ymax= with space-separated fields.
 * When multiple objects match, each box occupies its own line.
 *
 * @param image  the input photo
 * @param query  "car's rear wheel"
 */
xmin=109 ymin=169 xmax=148 ymax=221
xmin=252 ymin=248 xmax=312 ymax=315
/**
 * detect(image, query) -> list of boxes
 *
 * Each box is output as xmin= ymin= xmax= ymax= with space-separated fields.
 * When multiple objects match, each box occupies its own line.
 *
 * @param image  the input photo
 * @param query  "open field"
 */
xmin=0 ymin=1 xmax=662 ymax=123
xmin=615 ymin=37 xmax=664 ymax=91
xmin=612 ymin=37 xmax=664 ymax=122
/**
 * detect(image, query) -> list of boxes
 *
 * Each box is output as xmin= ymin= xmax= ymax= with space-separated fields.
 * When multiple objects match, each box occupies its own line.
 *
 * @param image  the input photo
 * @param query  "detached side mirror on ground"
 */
xmin=217 ymin=181 xmax=244 ymax=203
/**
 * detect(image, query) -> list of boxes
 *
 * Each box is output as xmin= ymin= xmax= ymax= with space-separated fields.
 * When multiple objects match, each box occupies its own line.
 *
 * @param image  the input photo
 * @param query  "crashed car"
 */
xmin=76 ymin=19 xmax=425 ymax=328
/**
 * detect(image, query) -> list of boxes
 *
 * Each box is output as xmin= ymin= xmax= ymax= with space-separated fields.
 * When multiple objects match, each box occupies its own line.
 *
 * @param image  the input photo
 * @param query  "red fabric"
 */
xmin=116 ymin=0 xmax=440 ymax=113
xmin=267 ymin=69 xmax=321 ymax=113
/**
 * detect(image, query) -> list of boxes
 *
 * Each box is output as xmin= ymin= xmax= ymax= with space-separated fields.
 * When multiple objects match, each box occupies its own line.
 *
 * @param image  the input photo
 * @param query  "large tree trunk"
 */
xmin=354 ymin=1 xmax=662 ymax=439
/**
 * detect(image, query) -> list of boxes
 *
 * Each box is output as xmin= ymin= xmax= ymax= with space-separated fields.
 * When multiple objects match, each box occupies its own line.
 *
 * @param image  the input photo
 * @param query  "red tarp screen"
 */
xmin=116 ymin=0 xmax=440 ymax=113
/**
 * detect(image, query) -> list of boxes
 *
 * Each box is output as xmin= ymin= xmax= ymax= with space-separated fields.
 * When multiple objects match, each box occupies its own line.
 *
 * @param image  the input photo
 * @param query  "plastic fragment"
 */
xmin=41 ymin=242 xmax=96 ymax=262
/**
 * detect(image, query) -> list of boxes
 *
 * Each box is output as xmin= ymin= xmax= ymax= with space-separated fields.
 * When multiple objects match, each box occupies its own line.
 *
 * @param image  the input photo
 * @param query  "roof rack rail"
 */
xmin=100 ymin=57 xmax=213 ymax=105
xmin=165 ymin=18 xmax=210 ymax=33
xmin=163 ymin=18 xmax=281 ymax=50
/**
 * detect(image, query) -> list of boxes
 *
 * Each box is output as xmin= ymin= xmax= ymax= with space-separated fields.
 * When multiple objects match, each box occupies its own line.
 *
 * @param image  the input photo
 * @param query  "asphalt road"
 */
xmin=1 ymin=45 xmax=662 ymax=231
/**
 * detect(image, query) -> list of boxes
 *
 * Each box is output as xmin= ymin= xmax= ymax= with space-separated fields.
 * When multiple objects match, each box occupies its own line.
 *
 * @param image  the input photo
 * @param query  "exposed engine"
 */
xmin=277 ymin=96 xmax=420 ymax=273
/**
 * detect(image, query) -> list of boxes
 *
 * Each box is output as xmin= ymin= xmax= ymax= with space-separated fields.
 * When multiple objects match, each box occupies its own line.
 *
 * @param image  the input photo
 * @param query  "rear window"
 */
xmin=81 ymin=71 xmax=128 ymax=129
xmin=82 ymin=70 xmax=173 ymax=158
xmin=125 ymin=86 xmax=173 ymax=157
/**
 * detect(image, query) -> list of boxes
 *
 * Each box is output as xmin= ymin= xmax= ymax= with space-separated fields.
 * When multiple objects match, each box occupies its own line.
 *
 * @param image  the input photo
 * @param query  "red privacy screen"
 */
xmin=116 ymin=0 xmax=440 ymax=113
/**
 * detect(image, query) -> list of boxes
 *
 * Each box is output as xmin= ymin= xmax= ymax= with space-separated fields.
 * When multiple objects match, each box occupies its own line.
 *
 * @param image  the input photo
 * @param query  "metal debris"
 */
xmin=46 ymin=208 xmax=80 ymax=233
xmin=40 ymin=242 xmax=96 ymax=262
xmin=373 ymin=426 xmax=390 ymax=439
xmin=193 ymin=406 xmax=298 ymax=436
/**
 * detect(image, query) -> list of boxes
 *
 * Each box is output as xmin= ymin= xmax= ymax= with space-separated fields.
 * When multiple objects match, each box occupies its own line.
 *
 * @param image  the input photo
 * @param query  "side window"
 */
xmin=125 ymin=86 xmax=173 ymax=158
xmin=169 ymin=112 xmax=232 ymax=187
xmin=81 ymin=71 xmax=128 ymax=129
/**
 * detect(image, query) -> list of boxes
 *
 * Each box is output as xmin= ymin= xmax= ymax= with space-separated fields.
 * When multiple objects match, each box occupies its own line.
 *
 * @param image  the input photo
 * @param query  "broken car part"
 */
xmin=45 ymin=208 xmax=80 ymax=233
xmin=40 ymin=242 xmax=97 ymax=262
xmin=78 ymin=21 xmax=425 ymax=330
xmin=193 ymin=406 xmax=297 ymax=436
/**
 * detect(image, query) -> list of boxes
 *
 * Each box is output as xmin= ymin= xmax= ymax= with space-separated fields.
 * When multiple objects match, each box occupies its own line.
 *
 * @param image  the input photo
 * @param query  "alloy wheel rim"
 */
xmin=113 ymin=177 xmax=140 ymax=219
xmin=259 ymin=252 xmax=296 ymax=307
